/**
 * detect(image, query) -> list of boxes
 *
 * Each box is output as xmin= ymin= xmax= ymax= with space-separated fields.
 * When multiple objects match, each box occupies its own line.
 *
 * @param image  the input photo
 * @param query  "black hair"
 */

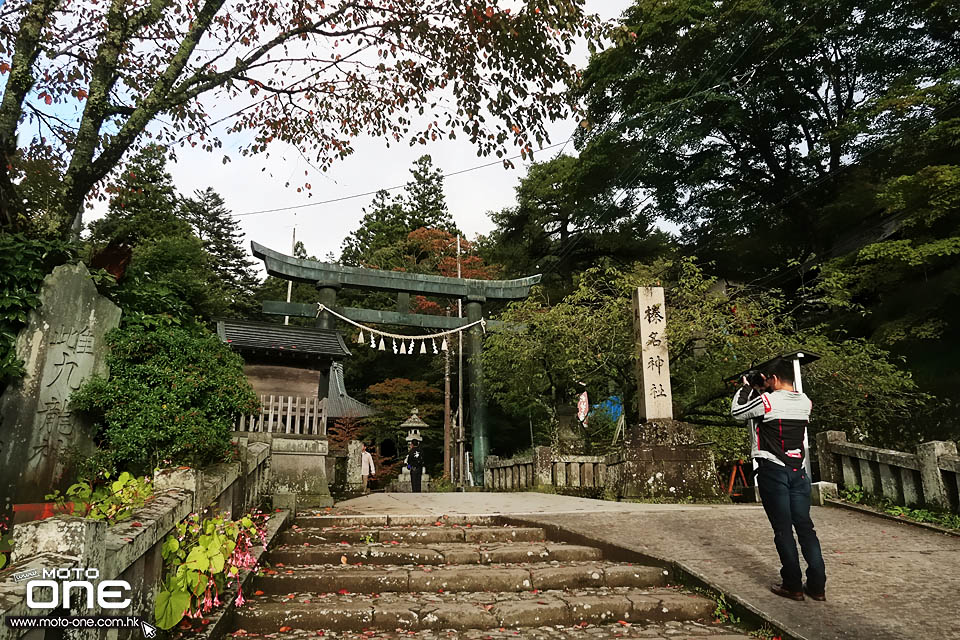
xmin=764 ymin=358 xmax=795 ymax=384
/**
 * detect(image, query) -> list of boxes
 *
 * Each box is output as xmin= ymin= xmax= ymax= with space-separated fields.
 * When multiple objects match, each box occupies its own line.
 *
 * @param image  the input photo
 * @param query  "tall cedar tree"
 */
xmin=340 ymin=155 xmax=458 ymax=266
xmin=88 ymin=145 xmax=230 ymax=322
xmin=179 ymin=188 xmax=260 ymax=317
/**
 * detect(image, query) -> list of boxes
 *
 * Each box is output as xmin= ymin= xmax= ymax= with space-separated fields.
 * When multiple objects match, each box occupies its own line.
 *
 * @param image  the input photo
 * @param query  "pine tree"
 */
xmin=179 ymin=187 xmax=260 ymax=317
xmin=339 ymin=190 xmax=407 ymax=266
xmin=86 ymin=146 xmax=232 ymax=321
xmin=340 ymin=155 xmax=459 ymax=266
xmin=401 ymin=155 xmax=456 ymax=233
xmin=88 ymin=145 xmax=188 ymax=246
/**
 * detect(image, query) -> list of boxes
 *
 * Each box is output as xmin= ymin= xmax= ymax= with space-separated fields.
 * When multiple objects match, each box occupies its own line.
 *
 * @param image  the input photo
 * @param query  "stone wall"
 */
xmin=0 ymin=441 xmax=270 ymax=640
xmin=817 ymin=431 xmax=960 ymax=512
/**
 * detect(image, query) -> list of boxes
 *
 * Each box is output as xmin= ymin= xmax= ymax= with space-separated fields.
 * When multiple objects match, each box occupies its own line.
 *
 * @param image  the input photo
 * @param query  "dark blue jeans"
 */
xmin=756 ymin=459 xmax=826 ymax=593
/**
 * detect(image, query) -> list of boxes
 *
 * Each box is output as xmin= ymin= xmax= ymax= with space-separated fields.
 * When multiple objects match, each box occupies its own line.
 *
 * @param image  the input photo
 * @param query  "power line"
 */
xmin=231 ymin=141 xmax=567 ymax=217
xmin=235 ymin=1 xmax=775 ymax=222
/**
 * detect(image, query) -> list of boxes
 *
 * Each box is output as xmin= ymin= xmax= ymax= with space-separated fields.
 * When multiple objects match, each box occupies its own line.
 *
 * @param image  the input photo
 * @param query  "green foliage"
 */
xmin=45 ymin=471 xmax=153 ymax=525
xmin=180 ymin=187 xmax=260 ymax=317
xmin=839 ymin=485 xmax=960 ymax=530
xmin=70 ymin=325 xmax=259 ymax=474
xmin=88 ymin=145 xmax=184 ymax=247
xmin=430 ymin=476 xmax=456 ymax=492
xmin=340 ymin=156 xmax=458 ymax=266
xmin=483 ymin=259 xmax=927 ymax=459
xmin=154 ymin=512 xmax=265 ymax=630
xmin=86 ymin=146 xmax=235 ymax=324
xmin=713 ymin=593 xmax=740 ymax=625
xmin=0 ymin=523 xmax=10 ymax=571
xmin=0 ymin=233 xmax=74 ymax=392
xmin=485 ymin=155 xmax=669 ymax=288
xmin=574 ymin=0 xmax=960 ymax=275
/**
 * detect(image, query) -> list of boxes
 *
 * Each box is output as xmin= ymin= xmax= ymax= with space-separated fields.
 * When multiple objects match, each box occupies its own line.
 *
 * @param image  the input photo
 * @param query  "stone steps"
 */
xmin=269 ymin=541 xmax=604 ymax=566
xmin=233 ymin=587 xmax=716 ymax=633
xmin=234 ymin=622 xmax=752 ymax=639
xmin=254 ymin=561 xmax=668 ymax=594
xmin=279 ymin=525 xmax=547 ymax=545
xmin=232 ymin=518 xmax=726 ymax=636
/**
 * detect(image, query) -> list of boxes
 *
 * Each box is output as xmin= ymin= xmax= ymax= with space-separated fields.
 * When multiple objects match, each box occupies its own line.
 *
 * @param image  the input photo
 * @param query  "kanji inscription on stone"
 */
xmin=0 ymin=264 xmax=121 ymax=511
xmin=632 ymin=287 xmax=673 ymax=420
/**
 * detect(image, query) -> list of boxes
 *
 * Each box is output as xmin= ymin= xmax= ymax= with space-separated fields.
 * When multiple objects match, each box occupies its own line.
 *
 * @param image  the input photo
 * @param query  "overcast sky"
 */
xmin=145 ymin=0 xmax=636 ymax=265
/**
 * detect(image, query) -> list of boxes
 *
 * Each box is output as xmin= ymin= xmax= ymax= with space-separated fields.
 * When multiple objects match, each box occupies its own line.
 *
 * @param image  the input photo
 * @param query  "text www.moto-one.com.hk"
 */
xmin=5 ymin=615 xmax=144 ymax=629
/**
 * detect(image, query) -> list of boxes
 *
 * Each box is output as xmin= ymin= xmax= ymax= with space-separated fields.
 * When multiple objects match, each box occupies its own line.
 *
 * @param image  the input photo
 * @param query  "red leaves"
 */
xmin=279 ymin=626 xmax=292 ymax=633
xmin=0 ymin=62 xmax=10 ymax=74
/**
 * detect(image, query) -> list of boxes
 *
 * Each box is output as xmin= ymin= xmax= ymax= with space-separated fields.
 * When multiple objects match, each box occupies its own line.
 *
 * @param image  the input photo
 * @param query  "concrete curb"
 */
xmin=496 ymin=514 xmax=805 ymax=640
xmin=824 ymin=498 xmax=960 ymax=538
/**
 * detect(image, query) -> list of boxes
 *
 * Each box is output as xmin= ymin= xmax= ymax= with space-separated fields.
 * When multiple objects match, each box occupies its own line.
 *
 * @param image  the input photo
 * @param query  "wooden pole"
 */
xmin=444 ymin=308 xmax=452 ymax=479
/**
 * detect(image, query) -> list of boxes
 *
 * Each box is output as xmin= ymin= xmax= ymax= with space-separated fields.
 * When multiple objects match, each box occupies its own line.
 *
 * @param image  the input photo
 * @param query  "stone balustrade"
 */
xmin=0 ymin=440 xmax=271 ymax=640
xmin=485 ymin=442 xmax=719 ymax=501
xmin=485 ymin=448 xmax=608 ymax=492
xmin=817 ymin=431 xmax=960 ymax=512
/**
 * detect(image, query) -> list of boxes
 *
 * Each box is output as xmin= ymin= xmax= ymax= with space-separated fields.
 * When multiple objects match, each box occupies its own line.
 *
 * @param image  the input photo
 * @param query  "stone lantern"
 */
xmin=395 ymin=408 xmax=431 ymax=491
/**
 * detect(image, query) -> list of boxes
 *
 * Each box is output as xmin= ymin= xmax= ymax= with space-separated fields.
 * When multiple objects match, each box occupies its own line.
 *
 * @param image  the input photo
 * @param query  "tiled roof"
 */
xmin=325 ymin=362 xmax=375 ymax=419
xmin=216 ymin=319 xmax=352 ymax=359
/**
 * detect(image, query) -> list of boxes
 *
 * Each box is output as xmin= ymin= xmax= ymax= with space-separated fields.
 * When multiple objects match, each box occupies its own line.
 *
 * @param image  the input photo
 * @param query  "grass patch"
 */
xmin=838 ymin=485 xmax=960 ymax=530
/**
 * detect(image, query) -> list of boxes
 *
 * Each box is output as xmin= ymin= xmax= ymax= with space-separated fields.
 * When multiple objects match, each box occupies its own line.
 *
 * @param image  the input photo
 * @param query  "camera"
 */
xmin=744 ymin=369 xmax=766 ymax=388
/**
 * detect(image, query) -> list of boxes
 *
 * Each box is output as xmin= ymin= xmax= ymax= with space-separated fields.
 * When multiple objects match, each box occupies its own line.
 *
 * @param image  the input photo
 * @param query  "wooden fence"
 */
xmin=235 ymin=394 xmax=327 ymax=435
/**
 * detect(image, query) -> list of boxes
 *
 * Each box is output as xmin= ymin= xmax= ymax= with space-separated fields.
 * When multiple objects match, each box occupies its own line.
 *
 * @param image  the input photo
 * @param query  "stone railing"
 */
xmin=484 ymin=444 xmax=719 ymax=500
xmin=817 ymin=431 xmax=960 ymax=513
xmin=482 ymin=449 xmax=602 ymax=493
xmin=0 ymin=441 xmax=271 ymax=640
xmin=485 ymin=448 xmax=607 ymax=492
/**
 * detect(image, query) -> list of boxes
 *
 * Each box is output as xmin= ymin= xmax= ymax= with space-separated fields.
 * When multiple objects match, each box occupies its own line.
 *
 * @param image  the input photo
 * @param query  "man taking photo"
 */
xmin=731 ymin=358 xmax=827 ymax=602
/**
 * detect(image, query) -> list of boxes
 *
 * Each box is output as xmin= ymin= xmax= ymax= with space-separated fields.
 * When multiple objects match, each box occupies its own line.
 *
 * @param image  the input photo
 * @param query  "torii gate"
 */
xmin=251 ymin=241 xmax=541 ymax=482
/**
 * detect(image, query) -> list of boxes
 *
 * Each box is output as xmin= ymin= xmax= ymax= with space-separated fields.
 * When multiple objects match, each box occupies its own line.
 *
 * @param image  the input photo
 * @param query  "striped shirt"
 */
xmin=731 ymin=386 xmax=812 ymax=467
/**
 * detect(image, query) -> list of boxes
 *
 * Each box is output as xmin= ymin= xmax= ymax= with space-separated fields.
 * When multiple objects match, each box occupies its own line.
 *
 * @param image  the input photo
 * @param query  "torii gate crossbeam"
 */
xmin=252 ymin=242 xmax=541 ymax=483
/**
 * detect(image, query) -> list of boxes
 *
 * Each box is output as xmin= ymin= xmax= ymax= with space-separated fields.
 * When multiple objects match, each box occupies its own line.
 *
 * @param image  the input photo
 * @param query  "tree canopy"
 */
xmin=0 ymin=0 xmax=605 ymax=239
xmin=572 ymin=0 xmax=960 ymax=274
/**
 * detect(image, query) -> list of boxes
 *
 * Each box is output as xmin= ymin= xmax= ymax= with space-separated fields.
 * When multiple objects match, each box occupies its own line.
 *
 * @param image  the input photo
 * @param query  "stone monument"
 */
xmin=392 ymin=408 xmax=433 ymax=492
xmin=0 ymin=264 xmax=122 ymax=515
xmin=614 ymin=286 xmax=718 ymax=499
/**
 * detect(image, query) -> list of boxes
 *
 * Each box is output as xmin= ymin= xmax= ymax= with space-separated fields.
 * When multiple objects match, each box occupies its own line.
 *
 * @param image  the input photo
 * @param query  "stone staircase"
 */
xmin=230 ymin=515 xmax=751 ymax=638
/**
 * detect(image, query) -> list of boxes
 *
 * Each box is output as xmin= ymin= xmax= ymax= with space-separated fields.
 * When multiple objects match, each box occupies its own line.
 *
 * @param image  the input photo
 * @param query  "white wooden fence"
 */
xmin=235 ymin=395 xmax=327 ymax=435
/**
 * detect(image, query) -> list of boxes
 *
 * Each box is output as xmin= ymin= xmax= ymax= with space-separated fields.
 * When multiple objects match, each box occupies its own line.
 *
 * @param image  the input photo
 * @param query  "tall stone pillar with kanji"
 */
xmin=0 ymin=264 xmax=121 ymax=517
xmin=632 ymin=287 xmax=673 ymax=421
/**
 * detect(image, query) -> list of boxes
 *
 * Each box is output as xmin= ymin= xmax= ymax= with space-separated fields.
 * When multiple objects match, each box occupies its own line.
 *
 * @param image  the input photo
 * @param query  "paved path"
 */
xmin=336 ymin=493 xmax=960 ymax=640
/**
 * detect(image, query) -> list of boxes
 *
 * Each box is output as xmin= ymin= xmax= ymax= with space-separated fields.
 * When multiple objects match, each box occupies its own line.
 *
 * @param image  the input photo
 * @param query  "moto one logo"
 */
xmin=27 ymin=568 xmax=131 ymax=610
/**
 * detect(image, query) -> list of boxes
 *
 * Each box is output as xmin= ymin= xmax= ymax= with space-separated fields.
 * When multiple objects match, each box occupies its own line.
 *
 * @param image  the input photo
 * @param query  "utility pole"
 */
xmin=456 ymin=235 xmax=465 ymax=485
xmin=443 ymin=307 xmax=452 ymax=479
xmin=284 ymin=226 xmax=296 ymax=326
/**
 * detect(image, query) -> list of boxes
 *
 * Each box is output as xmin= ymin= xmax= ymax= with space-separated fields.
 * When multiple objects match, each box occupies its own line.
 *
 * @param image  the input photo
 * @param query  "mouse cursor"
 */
xmin=141 ymin=621 xmax=158 ymax=638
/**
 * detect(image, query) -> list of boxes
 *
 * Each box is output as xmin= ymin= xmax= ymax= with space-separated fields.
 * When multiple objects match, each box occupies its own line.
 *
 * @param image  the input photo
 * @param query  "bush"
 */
xmin=71 ymin=325 xmax=258 ymax=473
xmin=0 ymin=233 xmax=74 ymax=393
